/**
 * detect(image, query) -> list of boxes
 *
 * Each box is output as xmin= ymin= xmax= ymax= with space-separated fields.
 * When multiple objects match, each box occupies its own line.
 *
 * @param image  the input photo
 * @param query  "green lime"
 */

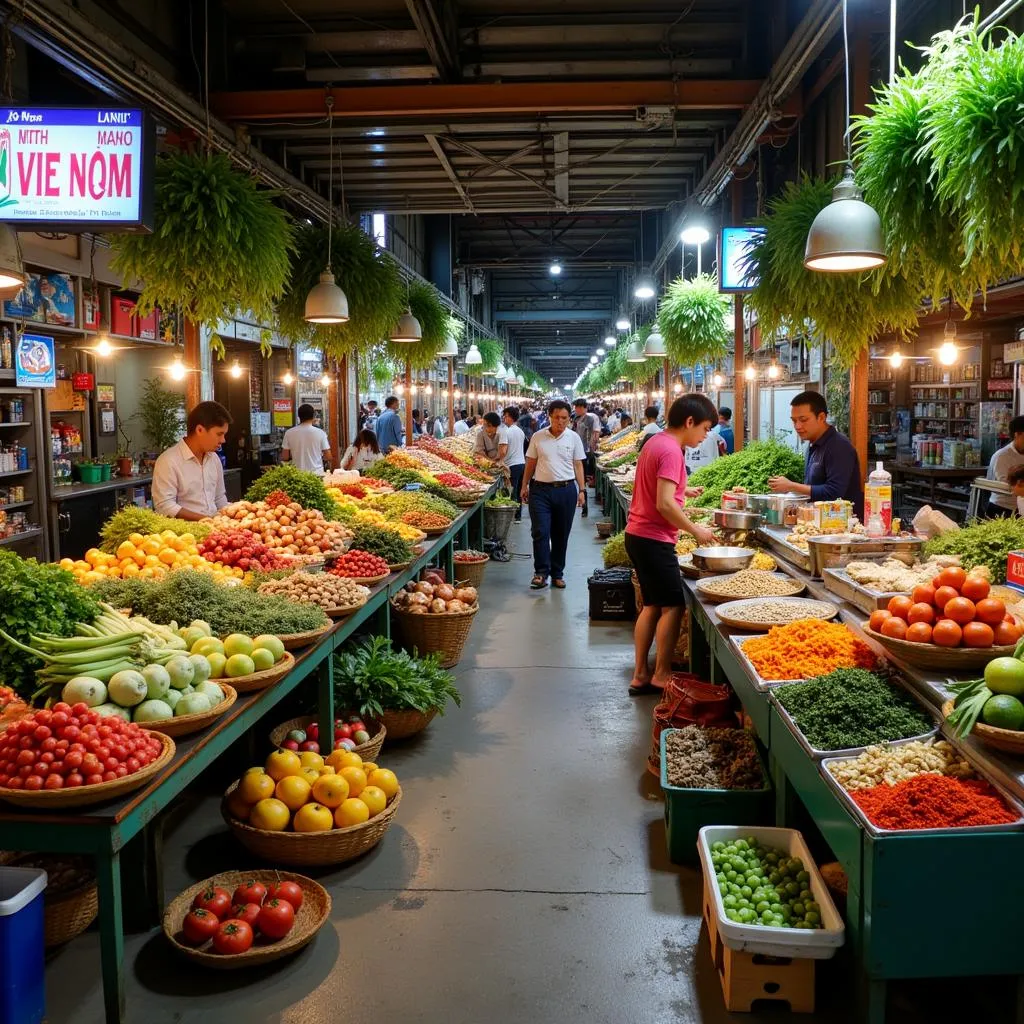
xmin=985 ymin=657 xmax=1024 ymax=696
xmin=983 ymin=694 xmax=1024 ymax=730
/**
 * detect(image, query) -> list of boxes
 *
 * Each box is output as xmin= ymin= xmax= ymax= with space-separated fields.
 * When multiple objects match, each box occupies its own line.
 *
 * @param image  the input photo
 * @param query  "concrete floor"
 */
xmin=46 ymin=492 xmax=1017 ymax=1023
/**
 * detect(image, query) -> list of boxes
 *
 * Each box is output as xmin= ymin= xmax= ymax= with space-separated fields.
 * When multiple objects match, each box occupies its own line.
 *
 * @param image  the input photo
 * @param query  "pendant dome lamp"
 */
xmin=804 ymin=0 xmax=886 ymax=273
xmin=464 ymin=343 xmax=482 ymax=365
xmin=516 ymin=373 xmax=525 ymax=385
xmin=643 ymin=327 xmax=667 ymax=357
xmin=440 ymin=333 xmax=460 ymax=357
xmin=494 ymin=360 xmax=507 ymax=380
xmin=625 ymin=339 xmax=647 ymax=363
xmin=0 ymin=224 xmax=26 ymax=300
xmin=304 ymin=100 xmax=350 ymax=324
xmin=604 ymin=334 xmax=617 ymax=348
xmin=633 ymin=270 xmax=656 ymax=300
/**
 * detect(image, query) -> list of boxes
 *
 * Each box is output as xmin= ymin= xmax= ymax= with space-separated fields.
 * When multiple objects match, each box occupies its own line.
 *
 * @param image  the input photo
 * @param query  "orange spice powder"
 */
xmin=742 ymin=618 xmax=878 ymax=680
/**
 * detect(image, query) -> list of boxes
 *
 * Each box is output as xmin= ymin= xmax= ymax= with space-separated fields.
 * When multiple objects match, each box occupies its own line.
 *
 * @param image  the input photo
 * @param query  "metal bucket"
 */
xmin=483 ymin=503 xmax=517 ymax=542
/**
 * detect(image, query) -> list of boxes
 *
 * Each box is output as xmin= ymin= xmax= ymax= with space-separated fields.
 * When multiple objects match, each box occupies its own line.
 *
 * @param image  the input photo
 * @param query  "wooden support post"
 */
xmin=404 ymin=359 xmax=413 ymax=443
xmin=447 ymin=356 xmax=455 ymax=435
xmin=183 ymin=318 xmax=201 ymax=412
xmin=731 ymin=178 xmax=746 ymax=452
xmin=353 ymin=349 xmax=360 ymax=431
xmin=332 ymin=358 xmax=343 ymax=471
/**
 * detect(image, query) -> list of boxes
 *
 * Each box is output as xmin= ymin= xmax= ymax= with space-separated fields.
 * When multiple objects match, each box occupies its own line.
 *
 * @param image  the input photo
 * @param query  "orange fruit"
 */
xmin=293 ymin=802 xmax=334 ymax=833
xmin=334 ymin=798 xmax=370 ymax=827
xmin=358 ymin=785 xmax=387 ymax=817
xmin=300 ymin=767 xmax=321 ymax=787
xmin=225 ymin=789 xmax=252 ymax=821
xmin=158 ymin=548 xmax=177 ymax=566
xmin=249 ymin=797 xmax=290 ymax=831
xmin=275 ymin=775 xmax=312 ymax=812
xmin=367 ymin=768 xmax=399 ymax=800
xmin=265 ymin=749 xmax=302 ymax=782
xmin=298 ymin=751 xmax=324 ymax=771
xmin=339 ymin=766 xmax=367 ymax=797
xmin=328 ymin=749 xmax=364 ymax=771
xmin=361 ymin=762 xmax=379 ymax=777
xmin=116 ymin=541 xmax=136 ymax=560
xmin=238 ymin=771 xmax=275 ymax=804
xmin=312 ymin=774 xmax=350 ymax=808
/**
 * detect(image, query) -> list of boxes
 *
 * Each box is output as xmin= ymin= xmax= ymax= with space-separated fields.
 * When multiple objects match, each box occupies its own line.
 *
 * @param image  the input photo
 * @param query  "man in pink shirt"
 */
xmin=625 ymin=394 xmax=718 ymax=696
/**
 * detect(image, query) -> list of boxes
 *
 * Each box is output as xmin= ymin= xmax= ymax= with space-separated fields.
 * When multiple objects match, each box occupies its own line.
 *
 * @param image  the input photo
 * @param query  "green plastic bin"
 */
xmin=659 ymin=728 xmax=774 ymax=866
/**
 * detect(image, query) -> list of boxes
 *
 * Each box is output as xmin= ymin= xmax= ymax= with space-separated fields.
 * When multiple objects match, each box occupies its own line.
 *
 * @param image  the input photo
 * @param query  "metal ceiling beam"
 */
xmin=424 ymin=135 xmax=474 ymax=211
xmin=468 ymin=23 xmax=743 ymax=47
xmin=468 ymin=141 xmax=543 ymax=180
xmin=404 ymin=0 xmax=460 ymax=80
xmin=441 ymin=135 xmax=563 ymax=205
xmin=495 ymin=310 xmax=611 ymax=321
xmin=211 ymin=79 xmax=763 ymax=120
xmin=251 ymin=119 xmax=733 ymax=138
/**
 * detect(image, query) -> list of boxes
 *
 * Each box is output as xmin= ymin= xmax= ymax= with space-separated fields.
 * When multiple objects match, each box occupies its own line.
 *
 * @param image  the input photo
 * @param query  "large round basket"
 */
xmin=418 ymin=525 xmax=450 ymax=537
xmin=942 ymin=699 xmax=1024 ymax=755
xmin=276 ymin=622 xmax=333 ymax=651
xmin=0 ymin=731 xmax=175 ymax=809
xmin=142 ymin=684 xmax=237 ymax=738
xmin=863 ymin=626 xmax=1016 ymax=671
xmin=228 ymin=652 xmax=297 ymax=694
xmin=387 ymin=561 xmax=411 ymax=574
xmin=391 ymin=601 xmax=478 ymax=668
xmin=10 ymin=853 xmax=97 ymax=948
xmin=222 ymin=782 xmax=401 ymax=867
xmin=483 ymin=503 xmax=516 ymax=542
xmin=325 ymin=597 xmax=369 ymax=619
xmin=338 ymin=571 xmax=390 ymax=586
xmin=379 ymin=707 xmax=437 ymax=740
xmin=269 ymin=715 xmax=386 ymax=763
xmin=163 ymin=870 xmax=331 ymax=969
xmin=453 ymin=558 xmax=487 ymax=590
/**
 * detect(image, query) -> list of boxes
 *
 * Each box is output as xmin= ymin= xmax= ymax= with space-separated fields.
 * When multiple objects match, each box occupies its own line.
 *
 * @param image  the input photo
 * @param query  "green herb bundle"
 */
xmin=333 ymin=636 xmax=461 ymax=718
xmin=775 ymin=668 xmax=932 ymax=751
xmin=367 ymin=491 xmax=460 ymax=521
xmin=0 ymin=552 xmax=101 ymax=698
xmin=686 ymin=440 xmax=805 ymax=509
xmin=602 ymin=531 xmax=632 ymax=569
xmin=658 ymin=274 xmax=732 ymax=365
xmin=365 ymin=462 xmax=433 ymax=489
xmin=92 ymin=571 xmax=328 ymax=636
xmin=99 ymin=507 xmax=212 ymax=553
xmin=347 ymin=524 xmax=413 ymax=564
xmin=245 ymin=465 xmax=342 ymax=521
xmin=923 ymin=518 xmax=1024 ymax=584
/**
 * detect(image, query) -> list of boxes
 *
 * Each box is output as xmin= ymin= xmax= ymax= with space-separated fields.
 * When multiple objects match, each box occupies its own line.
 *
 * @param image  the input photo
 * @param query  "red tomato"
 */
xmin=905 ymin=621 xmax=933 ymax=644
xmin=868 ymin=609 xmax=892 ymax=633
xmin=192 ymin=886 xmax=232 ymax=919
xmin=994 ymin=620 xmax=1024 ymax=646
xmin=960 ymin=575 xmax=990 ymax=602
xmin=212 ymin=919 xmax=254 ymax=955
xmin=232 ymin=881 xmax=268 ymax=907
xmin=907 ymin=602 xmax=935 ymax=625
xmin=974 ymin=598 xmax=1007 ymax=625
xmin=182 ymin=907 xmax=220 ymax=946
xmin=267 ymin=880 xmax=304 ymax=911
xmin=944 ymin=597 xmax=976 ymax=625
xmin=880 ymin=616 xmax=908 ymax=640
xmin=934 ymin=586 xmax=960 ymax=612
xmin=932 ymin=619 xmax=963 ymax=647
xmin=256 ymin=898 xmax=296 ymax=940
xmin=231 ymin=902 xmax=262 ymax=928
xmin=962 ymin=621 xmax=995 ymax=648
xmin=937 ymin=566 xmax=968 ymax=591
xmin=887 ymin=595 xmax=914 ymax=620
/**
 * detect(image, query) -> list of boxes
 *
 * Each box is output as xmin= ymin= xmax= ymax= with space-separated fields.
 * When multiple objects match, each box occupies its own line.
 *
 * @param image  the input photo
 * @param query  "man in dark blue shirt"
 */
xmin=768 ymin=390 xmax=863 ymax=519
xmin=375 ymin=395 xmax=405 ymax=454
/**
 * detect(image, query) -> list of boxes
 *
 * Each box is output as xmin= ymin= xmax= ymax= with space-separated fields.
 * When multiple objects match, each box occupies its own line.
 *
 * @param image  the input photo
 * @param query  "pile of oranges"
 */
xmin=58 ymin=531 xmax=244 ymax=586
xmin=226 ymin=747 xmax=400 ymax=833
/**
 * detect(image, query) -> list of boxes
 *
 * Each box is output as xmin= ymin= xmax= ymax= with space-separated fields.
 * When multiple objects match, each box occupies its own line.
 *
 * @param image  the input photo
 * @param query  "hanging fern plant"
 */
xmin=621 ymin=325 xmax=662 ymax=384
xmin=357 ymin=343 xmax=397 ymax=393
xmin=476 ymin=338 xmax=503 ymax=374
xmin=742 ymin=177 xmax=920 ymax=367
xmin=276 ymin=222 xmax=405 ymax=354
xmin=385 ymin=280 xmax=448 ymax=369
xmin=110 ymin=152 xmax=293 ymax=327
xmin=658 ymin=274 xmax=732 ymax=365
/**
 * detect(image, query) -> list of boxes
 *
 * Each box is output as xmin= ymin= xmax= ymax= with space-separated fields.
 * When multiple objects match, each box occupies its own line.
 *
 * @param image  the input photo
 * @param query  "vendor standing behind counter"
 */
xmin=985 ymin=415 xmax=1024 ymax=518
xmin=768 ymin=390 xmax=864 ymax=519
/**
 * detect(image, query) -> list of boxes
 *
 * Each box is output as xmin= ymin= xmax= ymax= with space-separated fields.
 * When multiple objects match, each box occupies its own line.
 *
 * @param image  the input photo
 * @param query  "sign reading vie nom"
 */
xmin=0 ymin=107 xmax=153 ymax=232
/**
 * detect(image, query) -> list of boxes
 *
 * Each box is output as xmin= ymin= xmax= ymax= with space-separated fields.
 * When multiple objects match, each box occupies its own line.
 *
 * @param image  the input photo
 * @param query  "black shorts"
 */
xmin=625 ymin=531 xmax=686 ymax=607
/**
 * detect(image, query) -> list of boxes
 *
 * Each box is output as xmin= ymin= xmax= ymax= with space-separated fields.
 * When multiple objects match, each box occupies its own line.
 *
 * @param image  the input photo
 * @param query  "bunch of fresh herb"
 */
xmin=364 ymin=462 xmax=433 ymax=489
xmin=0 ymin=552 xmax=101 ymax=698
xmin=686 ymin=440 xmax=805 ymax=509
xmin=99 ymin=507 xmax=212 ymax=553
xmin=333 ymin=636 xmax=462 ymax=718
xmin=245 ymin=465 xmax=342 ymax=520
xmin=658 ymin=274 xmax=732 ymax=365
xmin=347 ymin=524 xmax=413 ymax=564
xmin=923 ymin=517 xmax=1024 ymax=584
xmin=367 ymin=491 xmax=460 ymax=520
xmin=602 ymin=531 xmax=632 ymax=569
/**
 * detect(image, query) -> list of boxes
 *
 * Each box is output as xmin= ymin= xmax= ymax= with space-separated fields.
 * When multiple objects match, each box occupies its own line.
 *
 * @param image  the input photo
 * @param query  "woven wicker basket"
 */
xmin=228 ymin=652 xmax=296 ymax=694
xmin=453 ymin=558 xmax=487 ymax=590
xmin=143 ymin=684 xmax=237 ymax=738
xmin=276 ymin=623 xmax=334 ymax=651
xmin=10 ymin=854 xmax=97 ymax=948
xmin=391 ymin=601 xmax=478 ymax=668
xmin=222 ymin=782 xmax=401 ymax=867
xmin=163 ymin=870 xmax=331 ymax=968
xmin=379 ymin=707 xmax=438 ymax=740
xmin=269 ymin=715 xmax=386 ymax=762
xmin=942 ymin=699 xmax=1024 ymax=755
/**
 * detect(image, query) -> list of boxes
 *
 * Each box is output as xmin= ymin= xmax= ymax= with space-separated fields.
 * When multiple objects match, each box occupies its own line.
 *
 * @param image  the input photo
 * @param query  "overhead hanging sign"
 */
xmin=0 ymin=107 xmax=153 ymax=232
xmin=15 ymin=332 xmax=55 ymax=388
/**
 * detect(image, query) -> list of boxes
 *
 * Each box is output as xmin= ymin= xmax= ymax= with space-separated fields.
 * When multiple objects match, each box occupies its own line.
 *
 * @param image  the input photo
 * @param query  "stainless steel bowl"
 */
xmin=691 ymin=546 xmax=756 ymax=572
xmin=713 ymin=509 xmax=762 ymax=531
xmin=804 ymin=535 xmax=925 ymax=578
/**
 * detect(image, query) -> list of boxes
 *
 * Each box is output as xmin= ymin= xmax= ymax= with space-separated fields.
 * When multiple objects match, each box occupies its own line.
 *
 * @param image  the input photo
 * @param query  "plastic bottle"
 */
xmin=865 ymin=460 xmax=892 ymax=536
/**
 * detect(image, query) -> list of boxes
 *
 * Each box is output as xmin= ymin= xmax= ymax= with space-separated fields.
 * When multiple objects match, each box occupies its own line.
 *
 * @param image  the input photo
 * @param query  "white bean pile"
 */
xmin=826 ymin=739 xmax=973 ymax=792
xmin=258 ymin=572 xmax=369 ymax=610
xmin=700 ymin=570 xmax=803 ymax=600
xmin=720 ymin=598 xmax=836 ymax=625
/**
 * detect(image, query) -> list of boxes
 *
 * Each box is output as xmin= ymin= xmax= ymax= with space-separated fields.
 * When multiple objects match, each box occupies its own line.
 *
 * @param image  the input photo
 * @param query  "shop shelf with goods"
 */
xmin=0 ymin=381 xmax=49 ymax=560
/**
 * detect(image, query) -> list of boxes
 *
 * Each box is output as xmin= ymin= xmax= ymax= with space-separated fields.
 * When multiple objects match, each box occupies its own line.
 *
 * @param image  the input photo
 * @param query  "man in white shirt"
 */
xmin=502 ymin=405 xmax=527 ymax=522
xmin=986 ymin=415 xmax=1024 ymax=517
xmin=521 ymin=400 xmax=586 ymax=590
xmin=474 ymin=412 xmax=508 ymax=465
xmin=281 ymin=404 xmax=333 ymax=474
xmin=454 ymin=411 xmax=471 ymax=435
xmin=685 ymin=427 xmax=726 ymax=476
xmin=640 ymin=404 xmax=662 ymax=439
xmin=152 ymin=401 xmax=231 ymax=522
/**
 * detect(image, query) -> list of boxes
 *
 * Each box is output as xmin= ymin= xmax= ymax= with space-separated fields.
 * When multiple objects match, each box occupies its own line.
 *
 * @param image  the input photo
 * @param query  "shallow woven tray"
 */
xmin=10 ymin=853 xmax=97 ymax=948
xmin=942 ymin=699 xmax=1024 ymax=755
xmin=863 ymin=626 xmax=1016 ymax=671
xmin=387 ymin=561 xmax=411 ymax=573
xmin=391 ymin=601 xmax=479 ymax=669
xmin=223 ymin=781 xmax=401 ymax=867
xmin=227 ymin=652 xmax=296 ymax=694
xmin=269 ymin=714 xmax=386 ymax=763
xmin=0 ymin=731 xmax=175 ymax=808
xmin=325 ymin=596 xmax=369 ymax=618
xmin=695 ymin=572 xmax=805 ymax=604
xmin=380 ymin=707 xmax=437 ymax=740
xmin=141 ymin=684 xmax=237 ymax=738
xmin=336 ymin=571 xmax=391 ymax=586
xmin=417 ymin=525 xmax=451 ymax=536
xmin=715 ymin=596 xmax=839 ymax=630
xmin=162 ymin=870 xmax=331 ymax=969
xmin=275 ymin=623 xmax=334 ymax=651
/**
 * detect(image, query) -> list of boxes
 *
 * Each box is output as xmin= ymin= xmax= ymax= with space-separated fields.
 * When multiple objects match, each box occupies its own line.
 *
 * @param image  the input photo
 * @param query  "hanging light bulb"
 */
xmin=230 ymin=360 xmax=243 ymax=379
xmin=596 ymin=348 xmax=605 ymax=356
xmin=440 ymin=334 xmax=459 ymax=357
xmin=604 ymin=334 xmax=617 ymax=348
xmin=465 ymin=344 xmax=482 ymax=366
xmin=615 ymin=314 xmax=630 ymax=331
xmin=409 ymin=384 xmax=418 ymax=394
xmin=590 ymin=355 xmax=598 ymax=364
xmin=494 ymin=360 xmax=507 ymax=380
xmin=169 ymin=357 xmax=186 ymax=381
xmin=625 ymin=340 xmax=646 ymax=363
xmin=680 ymin=225 xmax=711 ymax=246
xmin=93 ymin=335 xmax=113 ymax=358
xmin=938 ymin=319 xmax=959 ymax=367
xmin=888 ymin=350 xmax=904 ymax=370
xmin=453 ymin=388 xmax=462 ymax=399
xmin=744 ymin=365 xmax=756 ymax=381
xmin=712 ymin=372 xmax=724 ymax=388
xmin=283 ymin=371 xmax=294 ymax=386
xmin=395 ymin=382 xmax=405 ymax=396
xmin=391 ymin=307 xmax=422 ymax=342
xmin=469 ymin=391 xmax=476 ymax=400
xmin=673 ymin=381 xmax=683 ymax=394
xmin=633 ymin=269 xmax=656 ymax=300
xmin=0 ymin=225 xmax=25 ymax=299
xmin=768 ymin=362 xmax=780 ymax=379
xmin=425 ymin=384 xmax=433 ymax=396
xmin=320 ymin=372 xmax=331 ymax=387
xmin=643 ymin=328 xmax=666 ymax=357
xmin=549 ymin=261 xmax=562 ymax=276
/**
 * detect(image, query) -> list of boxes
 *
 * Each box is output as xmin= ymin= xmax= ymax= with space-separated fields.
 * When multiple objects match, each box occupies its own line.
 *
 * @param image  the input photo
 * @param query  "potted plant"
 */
xmin=136 ymin=377 xmax=184 ymax=456
xmin=115 ymin=424 xmax=133 ymax=478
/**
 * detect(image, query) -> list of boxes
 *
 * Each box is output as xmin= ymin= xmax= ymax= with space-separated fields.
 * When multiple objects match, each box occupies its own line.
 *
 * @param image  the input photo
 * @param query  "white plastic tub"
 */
xmin=697 ymin=825 xmax=845 ymax=959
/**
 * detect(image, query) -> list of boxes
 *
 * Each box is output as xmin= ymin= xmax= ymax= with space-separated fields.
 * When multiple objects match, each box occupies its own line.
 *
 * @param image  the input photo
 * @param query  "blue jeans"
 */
xmin=529 ymin=481 xmax=577 ymax=580
xmin=508 ymin=463 xmax=525 ymax=520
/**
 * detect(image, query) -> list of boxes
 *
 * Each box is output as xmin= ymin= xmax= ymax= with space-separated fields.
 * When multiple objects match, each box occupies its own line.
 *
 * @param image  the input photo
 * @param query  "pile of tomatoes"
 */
xmin=198 ymin=528 xmax=292 ymax=572
xmin=867 ymin=565 xmax=1023 ymax=649
xmin=328 ymin=548 xmax=391 ymax=579
xmin=181 ymin=878 xmax=302 ymax=954
xmin=0 ymin=703 xmax=165 ymax=791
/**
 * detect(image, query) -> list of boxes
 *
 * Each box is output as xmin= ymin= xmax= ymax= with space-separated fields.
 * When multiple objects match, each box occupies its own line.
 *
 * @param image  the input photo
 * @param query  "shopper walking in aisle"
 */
xmin=714 ymin=407 xmax=735 ymax=454
xmin=474 ymin=411 xmax=508 ymax=467
xmin=640 ymin=405 xmax=662 ymax=441
xmin=340 ymin=428 xmax=381 ymax=471
xmin=432 ymin=413 xmax=446 ymax=439
xmin=521 ymin=400 xmax=586 ymax=590
xmin=363 ymin=400 xmax=379 ymax=432
xmin=518 ymin=408 xmax=536 ymax=445
xmin=502 ymin=405 xmax=527 ymax=522
xmin=281 ymin=403 xmax=334 ymax=474
xmin=412 ymin=409 xmax=424 ymax=436
xmin=572 ymin=398 xmax=602 ymax=517
xmin=454 ymin=410 xmax=471 ymax=435
xmin=625 ymin=394 xmax=718 ymax=696
xmin=375 ymin=396 xmax=405 ymax=454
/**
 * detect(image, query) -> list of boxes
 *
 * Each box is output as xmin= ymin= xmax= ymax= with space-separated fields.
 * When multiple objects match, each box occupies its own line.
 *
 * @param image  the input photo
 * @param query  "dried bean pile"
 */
xmin=257 ymin=572 xmax=369 ymax=610
xmin=826 ymin=739 xmax=974 ymax=791
xmin=664 ymin=726 xmax=764 ymax=790
xmin=700 ymin=570 xmax=802 ymax=600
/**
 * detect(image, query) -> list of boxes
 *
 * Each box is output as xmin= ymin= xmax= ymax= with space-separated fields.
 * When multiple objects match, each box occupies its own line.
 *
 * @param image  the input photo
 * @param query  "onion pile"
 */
xmin=392 ymin=580 xmax=478 ymax=615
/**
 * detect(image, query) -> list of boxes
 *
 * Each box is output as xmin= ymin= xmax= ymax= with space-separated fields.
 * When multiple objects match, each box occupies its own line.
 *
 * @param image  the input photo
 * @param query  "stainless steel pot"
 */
xmin=691 ymin=546 xmax=756 ymax=572
xmin=713 ymin=509 xmax=762 ymax=531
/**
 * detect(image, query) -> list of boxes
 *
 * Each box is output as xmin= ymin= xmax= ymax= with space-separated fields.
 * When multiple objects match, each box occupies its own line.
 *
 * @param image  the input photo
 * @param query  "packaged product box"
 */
xmin=1006 ymin=551 xmax=1024 ymax=594
xmin=3 ymin=273 xmax=44 ymax=321
xmin=40 ymin=273 xmax=75 ymax=327
xmin=111 ymin=295 xmax=136 ymax=336
xmin=813 ymin=500 xmax=851 ymax=532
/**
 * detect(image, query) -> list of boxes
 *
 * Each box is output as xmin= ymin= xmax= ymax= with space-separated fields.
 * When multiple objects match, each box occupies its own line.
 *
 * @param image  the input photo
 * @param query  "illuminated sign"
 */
xmin=719 ymin=226 xmax=765 ymax=293
xmin=0 ymin=107 xmax=153 ymax=231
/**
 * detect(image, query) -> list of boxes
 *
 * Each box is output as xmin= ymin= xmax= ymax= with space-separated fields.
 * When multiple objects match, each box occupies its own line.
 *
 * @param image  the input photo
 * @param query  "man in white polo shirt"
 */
xmin=152 ymin=401 xmax=232 ymax=521
xmin=282 ymin=403 xmax=333 ymax=474
xmin=520 ymin=400 xmax=586 ymax=590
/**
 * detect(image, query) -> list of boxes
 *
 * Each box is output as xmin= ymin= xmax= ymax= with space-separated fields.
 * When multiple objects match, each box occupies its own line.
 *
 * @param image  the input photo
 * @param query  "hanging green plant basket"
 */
xmin=741 ymin=177 xmax=920 ymax=368
xmin=386 ymin=280 xmax=448 ymax=369
xmin=357 ymin=343 xmax=398 ymax=393
xmin=621 ymin=325 xmax=662 ymax=384
xmin=110 ymin=152 xmax=293 ymax=327
xmin=657 ymin=274 xmax=732 ymax=365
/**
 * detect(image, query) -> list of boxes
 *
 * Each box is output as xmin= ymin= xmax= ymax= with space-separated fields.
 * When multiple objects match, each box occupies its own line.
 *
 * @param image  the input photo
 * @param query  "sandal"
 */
xmin=552 ymin=579 xmax=566 ymax=589
xmin=530 ymin=575 xmax=548 ymax=589
xmin=628 ymin=681 xmax=661 ymax=697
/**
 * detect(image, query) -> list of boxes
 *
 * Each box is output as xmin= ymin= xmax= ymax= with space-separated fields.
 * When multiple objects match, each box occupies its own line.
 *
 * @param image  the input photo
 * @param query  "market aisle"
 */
xmin=47 ymin=497 xmax=1009 ymax=1024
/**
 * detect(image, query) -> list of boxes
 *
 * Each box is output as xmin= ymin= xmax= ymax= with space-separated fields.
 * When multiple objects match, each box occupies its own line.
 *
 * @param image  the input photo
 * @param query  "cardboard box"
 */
xmin=1006 ymin=551 xmax=1024 ymax=594
xmin=135 ymin=307 xmax=159 ymax=340
xmin=111 ymin=295 xmax=136 ymax=337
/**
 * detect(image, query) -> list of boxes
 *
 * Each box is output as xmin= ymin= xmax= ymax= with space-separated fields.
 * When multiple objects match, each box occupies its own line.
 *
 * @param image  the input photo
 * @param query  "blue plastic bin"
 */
xmin=0 ymin=866 xmax=47 ymax=1024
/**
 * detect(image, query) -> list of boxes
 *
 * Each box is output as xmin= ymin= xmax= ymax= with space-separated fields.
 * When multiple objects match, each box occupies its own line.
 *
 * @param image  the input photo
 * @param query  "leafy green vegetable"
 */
xmin=333 ymin=635 xmax=461 ymax=718
xmin=92 ymin=571 xmax=328 ymax=636
xmin=0 ymin=552 xmax=100 ymax=698
xmin=245 ymin=465 xmax=342 ymax=520
xmin=100 ymin=507 xmax=212 ymax=553
xmin=367 ymin=491 xmax=460 ymax=520
xmin=346 ymin=524 xmax=413 ymax=564
xmin=602 ymin=531 xmax=631 ymax=569
xmin=686 ymin=440 xmax=805 ymax=508
xmin=923 ymin=517 xmax=1024 ymax=583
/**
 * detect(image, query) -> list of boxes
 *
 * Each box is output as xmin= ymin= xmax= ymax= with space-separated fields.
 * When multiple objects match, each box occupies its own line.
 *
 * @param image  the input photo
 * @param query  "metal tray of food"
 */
xmin=715 ymin=596 xmax=839 ymax=631
xmin=755 ymin=524 xmax=812 ymax=572
xmin=819 ymin=743 xmax=1024 ymax=836
xmin=822 ymin=567 xmax=903 ymax=614
xmin=805 ymin=535 xmax=924 ymax=579
xmin=729 ymin=634 xmax=808 ymax=691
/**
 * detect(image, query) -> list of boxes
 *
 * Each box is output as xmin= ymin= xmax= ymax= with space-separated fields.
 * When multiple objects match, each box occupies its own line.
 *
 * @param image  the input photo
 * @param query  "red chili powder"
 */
xmin=851 ymin=773 xmax=1018 ymax=830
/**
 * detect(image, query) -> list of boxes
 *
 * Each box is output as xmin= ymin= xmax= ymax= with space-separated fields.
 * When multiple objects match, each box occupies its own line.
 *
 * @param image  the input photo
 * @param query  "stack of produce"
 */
xmin=330 ymin=502 xmax=426 ymax=544
xmin=741 ymin=619 xmax=878 ymax=681
xmin=198 ymin=528 xmax=294 ymax=573
xmin=401 ymin=510 xmax=451 ymax=531
xmin=327 ymin=481 xmax=369 ymax=500
xmin=244 ymin=466 xmax=342 ymax=521
xmin=826 ymin=739 xmax=974 ymax=791
xmin=210 ymin=500 xmax=351 ymax=557
xmin=843 ymin=555 xmax=963 ymax=593
xmin=392 ymin=579 xmax=477 ymax=615
xmin=328 ymin=549 xmax=391 ymax=579
xmin=924 ymin=517 xmax=1024 ymax=584
xmin=686 ymin=440 xmax=806 ymax=509
xmin=367 ymin=490 xmax=459 ymax=523
xmin=225 ymin=747 xmax=400 ymax=832
xmin=598 ymin=425 xmax=640 ymax=452
xmin=946 ymin=656 xmax=1024 ymax=736
xmin=413 ymin=437 xmax=492 ymax=480
xmin=453 ymin=549 xmax=488 ymax=564
xmin=848 ymin=774 xmax=1018 ymax=830
xmin=357 ymin=476 xmax=396 ymax=492
xmin=99 ymin=507 xmax=212 ymax=553
xmin=345 ymin=524 xmax=413 ymax=565
xmin=176 ymin=624 xmax=289 ymax=680
xmin=774 ymin=668 xmax=933 ymax=750
xmin=257 ymin=573 xmax=369 ymax=612
xmin=433 ymin=471 xmax=487 ymax=493
xmin=278 ymin=714 xmax=373 ymax=754
xmin=664 ymin=727 xmax=764 ymax=789
xmin=597 ymin=428 xmax=641 ymax=464
xmin=62 ymin=533 xmax=243 ymax=586
xmin=177 ymin=878 xmax=305 ymax=953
